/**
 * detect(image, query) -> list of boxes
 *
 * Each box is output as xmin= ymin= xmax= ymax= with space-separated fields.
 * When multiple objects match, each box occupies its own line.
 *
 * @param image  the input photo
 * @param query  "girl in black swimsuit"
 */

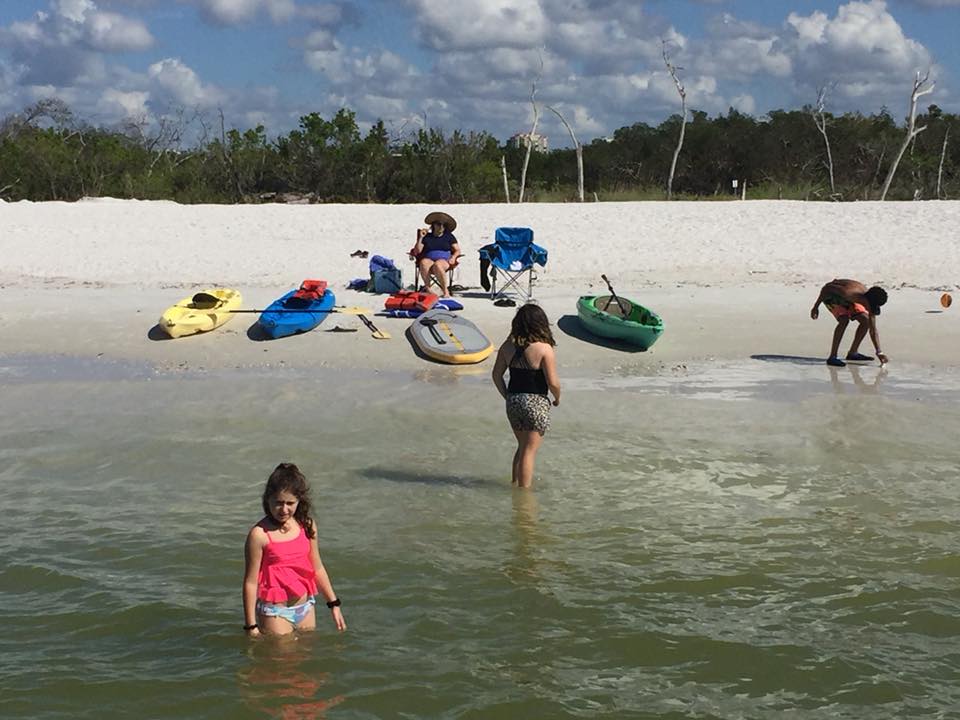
xmin=492 ymin=304 xmax=562 ymax=488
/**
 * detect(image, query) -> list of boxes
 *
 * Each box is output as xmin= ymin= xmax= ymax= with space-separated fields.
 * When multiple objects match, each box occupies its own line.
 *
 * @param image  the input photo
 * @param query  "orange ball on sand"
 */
xmin=941 ymin=293 xmax=953 ymax=309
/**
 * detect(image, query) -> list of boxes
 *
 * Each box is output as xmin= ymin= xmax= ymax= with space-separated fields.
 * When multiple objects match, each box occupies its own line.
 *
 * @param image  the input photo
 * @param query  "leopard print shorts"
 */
xmin=505 ymin=393 xmax=551 ymax=435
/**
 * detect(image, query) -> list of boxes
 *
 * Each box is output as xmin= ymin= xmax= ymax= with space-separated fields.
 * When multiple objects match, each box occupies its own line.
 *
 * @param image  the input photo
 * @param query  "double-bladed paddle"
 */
xmin=600 ymin=274 xmax=628 ymax=316
xmin=227 ymin=306 xmax=372 ymax=315
xmin=358 ymin=313 xmax=391 ymax=340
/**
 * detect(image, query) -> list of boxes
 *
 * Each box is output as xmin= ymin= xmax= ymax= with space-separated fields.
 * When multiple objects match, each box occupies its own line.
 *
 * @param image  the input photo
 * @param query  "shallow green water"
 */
xmin=1 ymin=357 xmax=958 ymax=719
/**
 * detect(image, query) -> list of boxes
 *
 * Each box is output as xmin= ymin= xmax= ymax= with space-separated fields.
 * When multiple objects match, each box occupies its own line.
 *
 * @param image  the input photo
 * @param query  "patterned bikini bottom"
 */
xmin=256 ymin=597 xmax=316 ymax=625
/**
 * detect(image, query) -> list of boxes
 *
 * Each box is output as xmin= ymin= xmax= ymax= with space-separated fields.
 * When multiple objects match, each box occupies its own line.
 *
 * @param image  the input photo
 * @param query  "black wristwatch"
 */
xmin=326 ymin=598 xmax=341 ymax=608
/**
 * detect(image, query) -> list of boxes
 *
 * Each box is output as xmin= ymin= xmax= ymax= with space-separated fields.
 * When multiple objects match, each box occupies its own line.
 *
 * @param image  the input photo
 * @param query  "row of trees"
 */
xmin=1 ymin=97 xmax=958 ymax=203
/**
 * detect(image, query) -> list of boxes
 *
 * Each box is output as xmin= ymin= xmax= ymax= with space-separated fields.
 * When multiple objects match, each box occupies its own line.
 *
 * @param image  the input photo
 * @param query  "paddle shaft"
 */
xmin=358 ymin=313 xmax=391 ymax=339
xmin=227 ymin=307 xmax=369 ymax=314
xmin=600 ymin=274 xmax=627 ymax=314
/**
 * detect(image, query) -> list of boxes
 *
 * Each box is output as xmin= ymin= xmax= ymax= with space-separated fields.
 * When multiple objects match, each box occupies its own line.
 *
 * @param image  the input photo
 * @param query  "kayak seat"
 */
xmin=191 ymin=292 xmax=222 ymax=309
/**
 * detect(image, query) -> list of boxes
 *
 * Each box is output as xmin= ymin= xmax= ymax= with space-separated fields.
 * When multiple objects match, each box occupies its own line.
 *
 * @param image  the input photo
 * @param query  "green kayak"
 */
xmin=576 ymin=294 xmax=664 ymax=349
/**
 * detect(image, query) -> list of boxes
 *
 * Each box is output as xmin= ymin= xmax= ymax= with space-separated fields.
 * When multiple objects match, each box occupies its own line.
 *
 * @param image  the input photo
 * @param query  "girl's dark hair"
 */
xmin=865 ymin=286 xmax=888 ymax=315
xmin=510 ymin=303 xmax=555 ymax=348
xmin=261 ymin=462 xmax=315 ymax=538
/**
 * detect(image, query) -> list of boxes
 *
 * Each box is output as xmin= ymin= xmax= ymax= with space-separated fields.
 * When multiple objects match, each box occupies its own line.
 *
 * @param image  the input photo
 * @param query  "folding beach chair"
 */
xmin=409 ymin=244 xmax=459 ymax=293
xmin=479 ymin=227 xmax=548 ymax=303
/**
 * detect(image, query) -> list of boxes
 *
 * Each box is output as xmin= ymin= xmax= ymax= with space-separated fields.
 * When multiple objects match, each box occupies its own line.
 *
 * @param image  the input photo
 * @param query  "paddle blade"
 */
xmin=358 ymin=313 xmax=391 ymax=339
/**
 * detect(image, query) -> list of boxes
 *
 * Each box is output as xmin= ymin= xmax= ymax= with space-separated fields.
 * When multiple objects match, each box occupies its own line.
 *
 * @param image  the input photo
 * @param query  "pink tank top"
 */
xmin=257 ymin=524 xmax=318 ymax=603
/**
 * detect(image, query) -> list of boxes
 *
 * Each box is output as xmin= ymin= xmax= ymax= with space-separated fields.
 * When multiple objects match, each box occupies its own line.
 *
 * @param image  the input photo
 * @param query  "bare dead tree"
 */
xmin=812 ymin=84 xmax=836 ymax=196
xmin=936 ymin=125 xmax=949 ymax=199
xmin=880 ymin=71 xmax=935 ymax=201
xmin=546 ymin=104 xmax=584 ymax=201
xmin=518 ymin=53 xmax=544 ymax=203
xmin=500 ymin=155 xmax=511 ymax=203
xmin=663 ymin=42 xmax=687 ymax=201
xmin=2 ymin=98 xmax=75 ymax=139
xmin=123 ymin=106 xmax=202 ymax=175
xmin=218 ymin=108 xmax=245 ymax=202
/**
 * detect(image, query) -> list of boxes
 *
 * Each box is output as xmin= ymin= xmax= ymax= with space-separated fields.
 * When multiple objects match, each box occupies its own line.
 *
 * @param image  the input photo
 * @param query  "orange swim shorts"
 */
xmin=826 ymin=301 xmax=868 ymax=320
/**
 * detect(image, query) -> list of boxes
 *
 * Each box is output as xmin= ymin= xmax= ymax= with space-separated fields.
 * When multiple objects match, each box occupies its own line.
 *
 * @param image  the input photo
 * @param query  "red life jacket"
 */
xmin=292 ymin=279 xmax=328 ymax=301
xmin=385 ymin=290 xmax=438 ymax=312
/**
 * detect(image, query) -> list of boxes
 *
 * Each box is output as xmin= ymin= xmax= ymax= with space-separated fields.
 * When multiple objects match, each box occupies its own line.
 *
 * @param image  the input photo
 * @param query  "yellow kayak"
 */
xmin=159 ymin=288 xmax=242 ymax=338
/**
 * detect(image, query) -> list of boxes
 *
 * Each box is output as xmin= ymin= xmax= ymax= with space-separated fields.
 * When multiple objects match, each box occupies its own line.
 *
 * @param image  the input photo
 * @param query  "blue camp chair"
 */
xmin=479 ymin=227 xmax=548 ymax=303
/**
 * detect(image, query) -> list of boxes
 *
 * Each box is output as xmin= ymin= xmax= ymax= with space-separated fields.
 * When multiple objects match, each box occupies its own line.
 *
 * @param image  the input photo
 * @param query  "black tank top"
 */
xmin=507 ymin=346 xmax=548 ymax=396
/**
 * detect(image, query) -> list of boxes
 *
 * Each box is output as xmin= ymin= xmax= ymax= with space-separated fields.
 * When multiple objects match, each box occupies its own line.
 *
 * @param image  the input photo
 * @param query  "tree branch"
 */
xmin=518 ymin=50 xmax=544 ymax=203
xmin=663 ymin=41 xmax=687 ymax=201
xmin=546 ymin=105 xmax=583 ymax=201
xmin=880 ymin=70 xmax=935 ymax=200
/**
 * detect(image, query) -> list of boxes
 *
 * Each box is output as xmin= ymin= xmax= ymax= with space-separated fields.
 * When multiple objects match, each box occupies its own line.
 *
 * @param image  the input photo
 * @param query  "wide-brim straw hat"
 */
xmin=424 ymin=211 xmax=457 ymax=232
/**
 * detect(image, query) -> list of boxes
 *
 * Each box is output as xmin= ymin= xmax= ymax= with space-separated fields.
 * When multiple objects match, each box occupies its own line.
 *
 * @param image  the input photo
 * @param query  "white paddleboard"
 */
xmin=409 ymin=309 xmax=494 ymax=364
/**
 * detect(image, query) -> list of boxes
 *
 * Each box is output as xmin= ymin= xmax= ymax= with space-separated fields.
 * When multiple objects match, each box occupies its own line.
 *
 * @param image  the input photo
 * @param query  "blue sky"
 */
xmin=1 ymin=0 xmax=958 ymax=148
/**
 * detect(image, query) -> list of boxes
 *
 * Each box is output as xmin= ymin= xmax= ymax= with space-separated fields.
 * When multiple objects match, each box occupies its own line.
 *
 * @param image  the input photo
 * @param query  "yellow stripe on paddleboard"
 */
xmin=425 ymin=320 xmax=491 ymax=364
xmin=438 ymin=321 xmax=465 ymax=351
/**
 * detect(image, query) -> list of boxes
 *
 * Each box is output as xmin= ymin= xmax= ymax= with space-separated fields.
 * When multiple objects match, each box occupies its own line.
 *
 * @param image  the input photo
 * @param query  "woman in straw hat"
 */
xmin=413 ymin=211 xmax=461 ymax=297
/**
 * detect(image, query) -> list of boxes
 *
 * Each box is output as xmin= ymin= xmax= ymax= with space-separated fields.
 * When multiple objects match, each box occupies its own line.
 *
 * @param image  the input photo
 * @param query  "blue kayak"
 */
xmin=257 ymin=288 xmax=336 ymax=339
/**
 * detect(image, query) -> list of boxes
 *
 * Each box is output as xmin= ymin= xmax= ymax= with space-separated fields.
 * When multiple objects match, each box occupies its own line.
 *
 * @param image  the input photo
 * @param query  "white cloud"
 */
xmin=305 ymin=41 xmax=420 ymax=92
xmin=148 ymin=57 xmax=225 ymax=107
xmin=409 ymin=0 xmax=548 ymax=51
xmin=896 ymin=0 xmax=960 ymax=6
xmin=56 ymin=0 xmax=96 ymax=24
xmin=190 ymin=0 xmax=351 ymax=27
xmin=194 ymin=0 xmax=260 ymax=25
xmin=86 ymin=11 xmax=154 ymax=51
xmin=100 ymin=87 xmax=150 ymax=116
xmin=729 ymin=93 xmax=756 ymax=115
xmin=0 ymin=0 xmax=153 ymax=87
xmin=783 ymin=0 xmax=938 ymax=107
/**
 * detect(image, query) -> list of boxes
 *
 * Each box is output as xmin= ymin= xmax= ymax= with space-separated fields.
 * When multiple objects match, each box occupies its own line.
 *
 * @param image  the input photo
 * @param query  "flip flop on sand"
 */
xmin=826 ymin=357 xmax=846 ymax=367
xmin=845 ymin=352 xmax=874 ymax=362
xmin=327 ymin=325 xmax=358 ymax=332
xmin=494 ymin=297 xmax=516 ymax=307
xmin=350 ymin=250 xmax=369 ymax=258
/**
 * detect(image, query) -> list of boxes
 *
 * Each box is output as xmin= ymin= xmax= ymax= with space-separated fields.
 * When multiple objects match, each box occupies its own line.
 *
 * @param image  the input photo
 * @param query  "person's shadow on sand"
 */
xmin=556 ymin=314 xmax=648 ymax=353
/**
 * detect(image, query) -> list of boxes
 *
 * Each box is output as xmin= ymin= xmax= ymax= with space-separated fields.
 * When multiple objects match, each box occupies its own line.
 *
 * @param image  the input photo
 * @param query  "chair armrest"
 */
xmin=531 ymin=243 xmax=548 ymax=266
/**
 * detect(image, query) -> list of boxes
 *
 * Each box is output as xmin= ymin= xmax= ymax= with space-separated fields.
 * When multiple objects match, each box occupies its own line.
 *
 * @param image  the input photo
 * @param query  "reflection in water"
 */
xmin=238 ymin=636 xmax=345 ymax=720
xmin=828 ymin=364 xmax=888 ymax=394
xmin=412 ymin=365 xmax=488 ymax=385
xmin=504 ymin=489 xmax=542 ymax=583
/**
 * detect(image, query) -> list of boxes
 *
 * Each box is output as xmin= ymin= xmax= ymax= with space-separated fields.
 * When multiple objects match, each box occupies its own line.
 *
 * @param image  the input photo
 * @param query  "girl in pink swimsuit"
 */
xmin=242 ymin=463 xmax=346 ymax=637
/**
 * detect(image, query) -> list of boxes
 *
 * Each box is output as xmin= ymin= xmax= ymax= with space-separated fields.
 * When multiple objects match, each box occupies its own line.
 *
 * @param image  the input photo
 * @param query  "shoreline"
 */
xmin=2 ymin=199 xmax=959 ymax=380
xmin=1 ymin=283 xmax=957 ymax=378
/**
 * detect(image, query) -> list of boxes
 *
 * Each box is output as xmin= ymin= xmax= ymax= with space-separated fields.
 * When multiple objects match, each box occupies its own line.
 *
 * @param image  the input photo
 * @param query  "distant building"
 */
xmin=508 ymin=131 xmax=548 ymax=153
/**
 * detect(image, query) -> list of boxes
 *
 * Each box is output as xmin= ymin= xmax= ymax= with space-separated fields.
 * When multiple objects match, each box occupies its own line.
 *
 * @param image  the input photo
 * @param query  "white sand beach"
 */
xmin=1 ymin=198 xmax=959 ymax=374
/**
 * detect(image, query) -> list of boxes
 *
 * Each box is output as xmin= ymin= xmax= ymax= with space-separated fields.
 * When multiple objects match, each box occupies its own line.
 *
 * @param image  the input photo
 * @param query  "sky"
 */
xmin=1 ymin=0 xmax=959 ymax=148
